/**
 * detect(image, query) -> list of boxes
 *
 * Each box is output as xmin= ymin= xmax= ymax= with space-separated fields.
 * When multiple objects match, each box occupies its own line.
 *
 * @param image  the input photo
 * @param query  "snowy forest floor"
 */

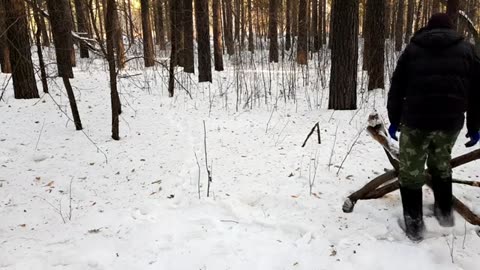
xmin=1 ymin=54 xmax=480 ymax=270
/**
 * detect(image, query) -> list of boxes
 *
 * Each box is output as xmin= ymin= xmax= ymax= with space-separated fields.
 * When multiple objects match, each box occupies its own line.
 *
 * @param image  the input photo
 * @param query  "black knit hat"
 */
xmin=427 ymin=13 xmax=454 ymax=29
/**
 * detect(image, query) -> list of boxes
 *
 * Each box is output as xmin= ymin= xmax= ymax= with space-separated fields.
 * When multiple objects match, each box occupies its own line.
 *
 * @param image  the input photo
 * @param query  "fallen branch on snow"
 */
xmin=343 ymin=113 xmax=480 ymax=226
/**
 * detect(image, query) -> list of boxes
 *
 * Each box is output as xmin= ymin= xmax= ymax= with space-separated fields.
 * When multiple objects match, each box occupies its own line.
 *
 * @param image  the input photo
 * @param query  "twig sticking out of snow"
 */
xmin=194 ymin=152 xmax=202 ymax=200
xmin=336 ymin=128 xmax=364 ymax=176
xmin=302 ymin=122 xmax=321 ymax=147
xmin=203 ymin=121 xmax=213 ymax=197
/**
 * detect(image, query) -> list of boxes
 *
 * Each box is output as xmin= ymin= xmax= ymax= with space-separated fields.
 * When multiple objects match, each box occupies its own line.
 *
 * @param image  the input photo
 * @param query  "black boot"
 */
xmin=400 ymin=187 xmax=426 ymax=242
xmin=432 ymin=176 xmax=455 ymax=227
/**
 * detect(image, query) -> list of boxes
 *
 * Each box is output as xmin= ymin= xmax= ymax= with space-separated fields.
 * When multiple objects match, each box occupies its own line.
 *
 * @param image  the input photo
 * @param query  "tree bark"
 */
xmin=320 ymin=0 xmax=326 ymax=46
xmin=127 ymin=0 xmax=135 ymax=44
xmin=225 ymin=0 xmax=235 ymax=55
xmin=247 ymin=0 xmax=254 ymax=52
xmin=312 ymin=0 xmax=320 ymax=51
xmin=74 ymin=0 xmax=90 ymax=58
xmin=366 ymin=0 xmax=385 ymax=91
xmin=168 ymin=0 xmax=176 ymax=96
xmin=141 ymin=0 xmax=155 ymax=67
xmin=297 ymin=0 xmax=308 ymax=65
xmin=234 ymin=0 xmax=240 ymax=41
xmin=106 ymin=0 xmax=121 ymax=140
xmin=33 ymin=0 xmax=49 ymax=93
xmin=113 ymin=2 xmax=126 ymax=69
xmin=268 ymin=0 xmax=279 ymax=63
xmin=285 ymin=0 xmax=292 ymax=51
xmin=47 ymin=0 xmax=83 ymax=130
xmin=328 ymin=0 xmax=359 ymax=110
xmin=394 ymin=0 xmax=405 ymax=51
xmin=292 ymin=0 xmax=298 ymax=37
xmin=195 ymin=0 xmax=212 ymax=82
xmin=213 ymin=0 xmax=224 ymax=71
xmin=46 ymin=0 xmax=75 ymax=78
xmin=240 ymin=0 xmax=246 ymax=49
xmin=363 ymin=0 xmax=372 ymax=71
xmin=183 ymin=0 xmax=194 ymax=73
xmin=405 ymin=0 xmax=415 ymax=43
xmin=36 ymin=0 xmax=50 ymax=46
xmin=155 ymin=0 xmax=166 ymax=50
xmin=0 ymin=1 xmax=12 ymax=74
xmin=5 ymin=0 xmax=39 ymax=99
xmin=414 ymin=1 xmax=423 ymax=32
xmin=385 ymin=0 xmax=392 ymax=39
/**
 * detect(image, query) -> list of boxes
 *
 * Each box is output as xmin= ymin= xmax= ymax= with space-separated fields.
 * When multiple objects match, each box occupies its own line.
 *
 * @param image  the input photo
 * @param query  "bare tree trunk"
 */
xmin=155 ymin=0 xmax=166 ymax=50
xmin=405 ymin=0 xmax=415 ymax=43
xmin=74 ymin=0 xmax=90 ymax=58
xmin=329 ymin=0 xmax=359 ymax=110
xmin=95 ymin=0 xmax=105 ymax=40
xmin=36 ymin=0 xmax=50 ymax=46
xmin=47 ymin=0 xmax=83 ymax=130
xmin=247 ymin=0 xmax=254 ymax=52
xmin=126 ymin=0 xmax=135 ymax=44
xmin=113 ymin=2 xmax=126 ymax=69
xmin=225 ymin=0 xmax=235 ymax=55
xmin=33 ymin=0 xmax=48 ymax=93
xmin=285 ymin=0 xmax=292 ymax=51
xmin=363 ymin=0 xmax=372 ymax=71
xmin=312 ymin=0 xmax=320 ymax=51
xmin=105 ymin=0 xmax=121 ymax=140
xmin=0 ymin=1 xmax=12 ymax=74
xmin=168 ymin=0 xmax=176 ymax=96
xmin=367 ymin=0 xmax=385 ymax=91
xmin=195 ymin=0 xmax=212 ymax=82
xmin=183 ymin=0 xmax=194 ymax=73
xmin=240 ymin=0 xmax=246 ymax=49
xmin=385 ymin=0 xmax=392 ymax=39
xmin=423 ymin=0 xmax=430 ymax=27
xmin=268 ymin=0 xmax=279 ymax=62
xmin=4 ymin=0 xmax=39 ymax=99
xmin=213 ymin=0 xmax=224 ymax=71
xmin=141 ymin=0 xmax=155 ymax=67
xmin=414 ymin=1 xmax=423 ymax=32
xmin=171 ymin=0 xmax=183 ymax=67
xmin=394 ymin=0 xmax=405 ymax=51
xmin=291 ymin=0 xmax=298 ymax=38
xmin=319 ymin=0 xmax=326 ymax=46
xmin=297 ymin=0 xmax=308 ymax=64
xmin=234 ymin=0 xmax=240 ymax=41
xmin=46 ymin=0 xmax=75 ymax=78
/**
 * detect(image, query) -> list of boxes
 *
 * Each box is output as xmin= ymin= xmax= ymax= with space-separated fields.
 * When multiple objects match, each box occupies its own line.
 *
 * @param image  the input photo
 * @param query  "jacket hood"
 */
xmin=411 ymin=28 xmax=464 ymax=49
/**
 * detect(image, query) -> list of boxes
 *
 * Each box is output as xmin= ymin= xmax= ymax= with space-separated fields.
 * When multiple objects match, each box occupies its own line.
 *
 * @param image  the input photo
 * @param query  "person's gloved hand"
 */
xmin=465 ymin=130 xmax=480 ymax=148
xmin=388 ymin=124 xmax=399 ymax=141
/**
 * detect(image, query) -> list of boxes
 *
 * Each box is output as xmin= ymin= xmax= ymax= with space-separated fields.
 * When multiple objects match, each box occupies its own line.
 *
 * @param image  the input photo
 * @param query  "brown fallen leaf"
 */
xmin=19 ymin=224 xmax=26 ymax=228
xmin=45 ymin=181 xmax=55 ymax=187
xmin=291 ymin=195 xmax=299 ymax=198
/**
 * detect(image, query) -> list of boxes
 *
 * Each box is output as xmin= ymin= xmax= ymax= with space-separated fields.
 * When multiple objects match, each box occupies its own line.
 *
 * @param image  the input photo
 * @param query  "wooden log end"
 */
xmin=343 ymin=198 xmax=356 ymax=213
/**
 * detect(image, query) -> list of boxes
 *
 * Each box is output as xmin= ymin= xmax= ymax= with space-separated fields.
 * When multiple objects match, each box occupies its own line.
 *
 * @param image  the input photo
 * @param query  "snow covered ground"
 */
xmin=1 ymin=55 xmax=480 ymax=270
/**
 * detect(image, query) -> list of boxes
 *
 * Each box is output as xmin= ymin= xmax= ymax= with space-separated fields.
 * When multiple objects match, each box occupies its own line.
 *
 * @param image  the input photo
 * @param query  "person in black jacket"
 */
xmin=387 ymin=13 xmax=480 ymax=241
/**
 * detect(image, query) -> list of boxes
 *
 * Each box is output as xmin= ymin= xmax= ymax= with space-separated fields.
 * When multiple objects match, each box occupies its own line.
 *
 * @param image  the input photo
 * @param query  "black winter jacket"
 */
xmin=387 ymin=28 xmax=480 ymax=132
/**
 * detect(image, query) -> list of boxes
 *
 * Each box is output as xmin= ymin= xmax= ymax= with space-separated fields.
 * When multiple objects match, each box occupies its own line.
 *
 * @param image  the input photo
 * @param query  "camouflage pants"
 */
xmin=399 ymin=126 xmax=460 ymax=189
